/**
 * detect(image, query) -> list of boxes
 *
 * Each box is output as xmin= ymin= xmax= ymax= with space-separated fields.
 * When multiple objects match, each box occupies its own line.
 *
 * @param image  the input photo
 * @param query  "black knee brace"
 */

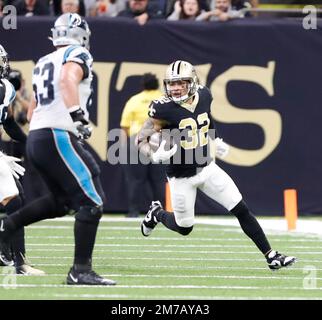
xmin=75 ymin=205 xmax=103 ymax=225
xmin=177 ymin=225 xmax=193 ymax=236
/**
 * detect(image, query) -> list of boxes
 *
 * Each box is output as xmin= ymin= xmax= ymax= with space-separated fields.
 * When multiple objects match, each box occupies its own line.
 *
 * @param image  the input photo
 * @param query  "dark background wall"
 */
xmin=0 ymin=17 xmax=321 ymax=216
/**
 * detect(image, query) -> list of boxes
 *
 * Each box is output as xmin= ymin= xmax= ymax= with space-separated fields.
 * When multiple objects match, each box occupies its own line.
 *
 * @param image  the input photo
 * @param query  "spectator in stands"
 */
xmin=167 ymin=0 xmax=207 ymax=21
xmin=120 ymin=73 xmax=166 ymax=218
xmin=154 ymin=0 xmax=167 ymax=16
xmin=96 ymin=0 xmax=127 ymax=17
xmin=83 ymin=0 xmax=97 ymax=16
xmin=117 ymin=0 xmax=164 ymax=25
xmin=202 ymin=0 xmax=246 ymax=21
xmin=13 ymin=0 xmax=50 ymax=16
xmin=52 ymin=0 xmax=86 ymax=16
xmin=206 ymin=0 xmax=257 ymax=11
xmin=232 ymin=0 xmax=258 ymax=10
xmin=61 ymin=0 xmax=80 ymax=13
xmin=165 ymin=0 xmax=209 ymax=17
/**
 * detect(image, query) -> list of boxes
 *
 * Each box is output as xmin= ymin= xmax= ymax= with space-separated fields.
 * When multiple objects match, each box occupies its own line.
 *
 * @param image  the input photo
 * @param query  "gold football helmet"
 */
xmin=163 ymin=60 xmax=199 ymax=103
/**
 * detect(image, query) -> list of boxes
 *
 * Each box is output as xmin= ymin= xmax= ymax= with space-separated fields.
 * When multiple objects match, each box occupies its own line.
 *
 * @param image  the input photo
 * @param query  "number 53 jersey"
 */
xmin=30 ymin=45 xmax=93 ymax=134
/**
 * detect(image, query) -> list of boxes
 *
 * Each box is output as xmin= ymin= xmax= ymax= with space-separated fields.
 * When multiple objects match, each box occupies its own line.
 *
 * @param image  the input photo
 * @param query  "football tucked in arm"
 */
xmin=148 ymin=131 xmax=174 ymax=152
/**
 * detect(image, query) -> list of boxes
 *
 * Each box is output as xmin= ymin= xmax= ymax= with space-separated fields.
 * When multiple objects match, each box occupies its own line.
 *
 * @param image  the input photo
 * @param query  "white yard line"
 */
xmin=0 ymin=284 xmax=321 ymax=290
xmin=21 ymin=256 xmax=321 ymax=263
xmin=25 ymin=234 xmax=322 ymax=242
xmin=52 ymin=294 xmax=322 ymax=300
xmin=24 ymin=235 xmax=322 ymax=243
xmin=14 ymin=263 xmax=321 ymax=271
xmin=22 ymin=243 xmax=318 ymax=249
xmin=1 ymin=273 xmax=319 ymax=281
xmin=26 ymin=248 xmax=322 ymax=253
xmin=197 ymin=218 xmax=322 ymax=237
xmin=22 ymin=249 xmax=322 ymax=254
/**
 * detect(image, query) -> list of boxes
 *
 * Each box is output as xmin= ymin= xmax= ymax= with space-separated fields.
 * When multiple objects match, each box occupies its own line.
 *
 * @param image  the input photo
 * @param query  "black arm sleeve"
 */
xmin=209 ymin=116 xmax=218 ymax=140
xmin=2 ymin=116 xmax=27 ymax=144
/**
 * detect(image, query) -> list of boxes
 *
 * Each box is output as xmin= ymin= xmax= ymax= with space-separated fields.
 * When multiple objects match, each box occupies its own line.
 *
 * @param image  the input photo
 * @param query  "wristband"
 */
xmin=68 ymin=105 xmax=81 ymax=113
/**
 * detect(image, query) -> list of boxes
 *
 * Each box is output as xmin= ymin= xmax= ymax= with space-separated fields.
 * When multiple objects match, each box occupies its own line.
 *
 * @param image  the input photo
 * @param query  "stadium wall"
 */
xmin=0 ymin=17 xmax=321 ymax=216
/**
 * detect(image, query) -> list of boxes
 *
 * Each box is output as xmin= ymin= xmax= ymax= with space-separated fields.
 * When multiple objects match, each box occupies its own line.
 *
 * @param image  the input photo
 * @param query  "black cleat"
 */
xmin=0 ymin=251 xmax=14 ymax=267
xmin=15 ymin=254 xmax=46 ymax=275
xmin=66 ymin=267 xmax=116 ymax=286
xmin=16 ymin=264 xmax=46 ymax=275
xmin=266 ymin=250 xmax=297 ymax=271
xmin=141 ymin=200 xmax=162 ymax=237
xmin=0 ymin=242 xmax=14 ymax=267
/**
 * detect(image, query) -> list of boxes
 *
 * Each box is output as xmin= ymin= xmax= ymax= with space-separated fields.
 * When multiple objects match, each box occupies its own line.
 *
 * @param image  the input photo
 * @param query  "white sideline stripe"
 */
xmin=1 ymin=273 xmax=319 ymax=280
xmin=32 ymin=216 xmax=322 ymax=236
xmin=0 ymin=284 xmax=321 ymax=290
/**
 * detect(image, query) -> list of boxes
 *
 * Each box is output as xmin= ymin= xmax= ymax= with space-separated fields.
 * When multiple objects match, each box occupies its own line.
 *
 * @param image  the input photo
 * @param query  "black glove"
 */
xmin=69 ymin=107 xmax=88 ymax=125
xmin=69 ymin=107 xmax=92 ymax=140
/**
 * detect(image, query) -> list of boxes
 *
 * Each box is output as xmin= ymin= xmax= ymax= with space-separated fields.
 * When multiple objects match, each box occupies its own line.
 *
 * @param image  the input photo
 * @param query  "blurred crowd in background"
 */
xmin=0 ymin=0 xmax=321 ymax=214
xmin=1 ymin=0 xmax=319 ymax=24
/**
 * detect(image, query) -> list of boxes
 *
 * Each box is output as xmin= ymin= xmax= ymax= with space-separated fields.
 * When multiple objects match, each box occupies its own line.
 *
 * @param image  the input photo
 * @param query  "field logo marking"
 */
xmin=303 ymin=265 xmax=317 ymax=289
xmin=2 ymin=267 xmax=17 ymax=290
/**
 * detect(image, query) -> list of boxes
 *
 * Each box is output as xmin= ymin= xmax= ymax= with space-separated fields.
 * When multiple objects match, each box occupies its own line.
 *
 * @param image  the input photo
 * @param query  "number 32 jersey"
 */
xmin=30 ymin=45 xmax=93 ymax=134
xmin=148 ymin=85 xmax=215 ymax=178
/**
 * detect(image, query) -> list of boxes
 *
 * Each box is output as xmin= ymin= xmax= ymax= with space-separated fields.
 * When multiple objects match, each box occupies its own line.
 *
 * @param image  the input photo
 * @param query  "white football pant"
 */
xmin=0 ymin=156 xmax=19 ymax=203
xmin=167 ymin=161 xmax=242 ymax=228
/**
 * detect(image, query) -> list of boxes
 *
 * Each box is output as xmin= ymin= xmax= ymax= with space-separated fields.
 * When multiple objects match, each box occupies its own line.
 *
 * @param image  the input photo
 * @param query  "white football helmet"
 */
xmin=0 ymin=44 xmax=10 ymax=78
xmin=51 ymin=13 xmax=91 ymax=49
xmin=163 ymin=60 xmax=199 ymax=103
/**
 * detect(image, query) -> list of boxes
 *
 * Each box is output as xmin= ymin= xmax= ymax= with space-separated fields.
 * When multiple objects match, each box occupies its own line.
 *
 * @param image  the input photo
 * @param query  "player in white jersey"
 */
xmin=30 ymin=44 xmax=92 ymax=135
xmin=0 ymin=44 xmax=45 ymax=275
xmin=0 ymin=14 xmax=115 ymax=285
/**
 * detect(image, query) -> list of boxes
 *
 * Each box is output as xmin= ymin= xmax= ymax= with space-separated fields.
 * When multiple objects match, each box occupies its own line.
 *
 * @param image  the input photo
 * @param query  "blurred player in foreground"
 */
xmin=0 ymin=44 xmax=45 ymax=275
xmin=0 ymin=14 xmax=115 ymax=285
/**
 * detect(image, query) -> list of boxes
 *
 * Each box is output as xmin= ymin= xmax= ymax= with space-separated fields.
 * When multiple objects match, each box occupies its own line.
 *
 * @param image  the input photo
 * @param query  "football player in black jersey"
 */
xmin=0 ymin=44 xmax=45 ymax=274
xmin=137 ymin=60 xmax=296 ymax=270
